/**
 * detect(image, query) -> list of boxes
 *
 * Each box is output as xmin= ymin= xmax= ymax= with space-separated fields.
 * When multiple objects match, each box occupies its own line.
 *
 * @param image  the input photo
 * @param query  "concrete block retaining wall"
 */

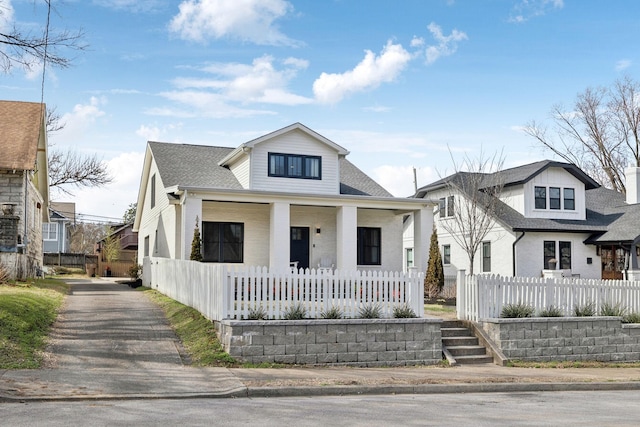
xmin=481 ymin=317 xmax=640 ymax=362
xmin=217 ymin=318 xmax=443 ymax=367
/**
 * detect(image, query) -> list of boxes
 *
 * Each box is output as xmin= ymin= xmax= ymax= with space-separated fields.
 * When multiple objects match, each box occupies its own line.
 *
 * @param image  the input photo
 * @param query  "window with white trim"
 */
xmin=42 ymin=223 xmax=58 ymax=241
xmin=442 ymin=244 xmax=451 ymax=265
xmin=268 ymin=153 xmax=321 ymax=180
xmin=482 ymin=241 xmax=491 ymax=273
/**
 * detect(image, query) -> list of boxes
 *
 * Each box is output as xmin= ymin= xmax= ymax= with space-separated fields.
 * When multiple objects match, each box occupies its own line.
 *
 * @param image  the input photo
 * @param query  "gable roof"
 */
xmin=415 ymin=160 xmax=600 ymax=198
xmin=416 ymin=160 xmax=640 ymax=239
xmin=0 ymin=100 xmax=46 ymax=170
xmin=218 ymin=123 xmax=350 ymax=167
xmin=148 ymin=140 xmax=392 ymax=197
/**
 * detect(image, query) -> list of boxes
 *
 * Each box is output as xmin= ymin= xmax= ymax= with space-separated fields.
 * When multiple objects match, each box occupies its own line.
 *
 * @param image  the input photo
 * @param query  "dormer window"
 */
xmin=268 ymin=153 xmax=321 ymax=180
xmin=534 ymin=186 xmax=575 ymax=211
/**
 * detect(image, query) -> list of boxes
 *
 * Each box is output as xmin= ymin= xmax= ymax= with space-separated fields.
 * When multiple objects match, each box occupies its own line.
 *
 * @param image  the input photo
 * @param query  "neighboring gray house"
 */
xmin=0 ymin=100 xmax=50 ymax=279
xmin=404 ymin=160 xmax=640 ymax=280
xmin=43 ymin=202 xmax=75 ymax=254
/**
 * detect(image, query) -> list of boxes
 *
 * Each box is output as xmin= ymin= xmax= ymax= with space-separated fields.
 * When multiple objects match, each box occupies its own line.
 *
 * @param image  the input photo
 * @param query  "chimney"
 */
xmin=626 ymin=166 xmax=640 ymax=204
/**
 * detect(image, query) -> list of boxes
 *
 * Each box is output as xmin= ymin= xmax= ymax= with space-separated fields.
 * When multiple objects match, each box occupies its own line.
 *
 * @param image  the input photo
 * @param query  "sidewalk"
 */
xmin=2 ymin=278 xmax=640 ymax=401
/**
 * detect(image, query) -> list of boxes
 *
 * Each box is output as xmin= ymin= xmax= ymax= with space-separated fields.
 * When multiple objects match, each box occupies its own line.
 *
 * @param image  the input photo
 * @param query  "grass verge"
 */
xmin=507 ymin=360 xmax=640 ymax=368
xmin=0 ymin=279 xmax=69 ymax=369
xmin=139 ymin=287 xmax=240 ymax=367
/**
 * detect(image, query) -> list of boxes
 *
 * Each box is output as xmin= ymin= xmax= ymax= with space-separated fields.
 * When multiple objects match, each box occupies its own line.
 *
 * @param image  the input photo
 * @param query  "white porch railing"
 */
xmin=456 ymin=270 xmax=640 ymax=321
xmin=143 ymin=257 xmax=424 ymax=320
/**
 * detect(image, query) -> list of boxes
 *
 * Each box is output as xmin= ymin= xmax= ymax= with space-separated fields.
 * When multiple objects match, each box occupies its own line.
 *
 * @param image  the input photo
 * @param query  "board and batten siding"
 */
xmin=523 ymin=168 xmax=586 ymax=220
xmin=202 ymin=201 xmax=271 ymax=267
xmin=249 ymin=129 xmax=340 ymax=195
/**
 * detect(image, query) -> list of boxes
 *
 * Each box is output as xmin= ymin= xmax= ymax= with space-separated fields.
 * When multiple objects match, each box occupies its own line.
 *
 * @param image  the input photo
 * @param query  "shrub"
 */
xmin=320 ymin=305 xmax=343 ymax=319
xmin=358 ymin=303 xmax=382 ymax=319
xmin=538 ymin=305 xmax=563 ymax=317
xmin=282 ymin=303 xmax=307 ymax=320
xmin=573 ymin=301 xmax=596 ymax=317
xmin=393 ymin=303 xmax=417 ymax=318
xmin=623 ymin=312 xmax=640 ymax=324
xmin=500 ymin=302 xmax=534 ymax=318
xmin=600 ymin=301 xmax=626 ymax=317
xmin=128 ymin=263 xmax=142 ymax=280
xmin=247 ymin=305 xmax=268 ymax=320
xmin=0 ymin=262 xmax=10 ymax=284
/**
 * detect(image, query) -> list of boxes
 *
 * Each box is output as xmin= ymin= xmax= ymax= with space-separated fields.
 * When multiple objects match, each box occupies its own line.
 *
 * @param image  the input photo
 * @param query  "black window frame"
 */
xmin=549 ymin=187 xmax=561 ymax=210
xmin=442 ymin=244 xmax=451 ymax=265
xmin=543 ymin=240 xmax=556 ymax=269
xmin=202 ymin=222 xmax=244 ymax=263
xmin=482 ymin=241 xmax=491 ymax=273
xmin=144 ymin=235 xmax=149 ymax=257
xmin=559 ymin=241 xmax=571 ymax=270
xmin=438 ymin=198 xmax=446 ymax=218
xmin=357 ymin=227 xmax=381 ymax=266
xmin=447 ymin=195 xmax=455 ymax=217
xmin=268 ymin=152 xmax=322 ymax=180
xmin=151 ymin=174 xmax=156 ymax=209
xmin=535 ymin=186 xmax=546 ymax=209
xmin=564 ymin=188 xmax=575 ymax=210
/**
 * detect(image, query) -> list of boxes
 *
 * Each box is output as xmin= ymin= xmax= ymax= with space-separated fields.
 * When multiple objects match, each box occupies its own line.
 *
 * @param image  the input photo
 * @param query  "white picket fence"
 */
xmin=143 ymin=257 xmax=424 ymax=320
xmin=457 ymin=271 xmax=640 ymax=321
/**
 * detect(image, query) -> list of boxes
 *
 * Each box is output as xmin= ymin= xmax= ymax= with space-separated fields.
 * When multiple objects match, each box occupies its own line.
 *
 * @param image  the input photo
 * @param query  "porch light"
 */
xmin=316 ymin=228 xmax=321 ymax=235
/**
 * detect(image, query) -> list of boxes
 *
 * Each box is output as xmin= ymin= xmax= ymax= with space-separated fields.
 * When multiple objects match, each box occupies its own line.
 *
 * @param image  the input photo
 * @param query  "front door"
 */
xmin=601 ymin=245 xmax=626 ymax=280
xmin=290 ymin=227 xmax=310 ymax=270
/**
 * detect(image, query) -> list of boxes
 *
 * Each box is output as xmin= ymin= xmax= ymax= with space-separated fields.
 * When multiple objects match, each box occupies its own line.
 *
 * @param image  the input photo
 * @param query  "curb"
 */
xmin=5 ymin=381 xmax=640 ymax=402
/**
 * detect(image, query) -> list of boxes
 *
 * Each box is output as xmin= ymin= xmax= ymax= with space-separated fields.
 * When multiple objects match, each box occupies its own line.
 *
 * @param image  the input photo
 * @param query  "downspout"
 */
xmin=23 ymin=172 xmax=29 ymax=250
xmin=512 ymin=231 xmax=525 ymax=276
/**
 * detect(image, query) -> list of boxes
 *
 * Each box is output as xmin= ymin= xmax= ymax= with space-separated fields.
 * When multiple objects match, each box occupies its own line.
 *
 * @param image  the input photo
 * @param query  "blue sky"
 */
xmin=1 ymin=0 xmax=638 ymax=222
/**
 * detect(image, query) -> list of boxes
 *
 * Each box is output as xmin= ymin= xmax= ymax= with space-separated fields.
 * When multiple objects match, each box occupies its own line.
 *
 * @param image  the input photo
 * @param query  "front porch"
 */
xmin=175 ymin=191 xmax=433 ymax=274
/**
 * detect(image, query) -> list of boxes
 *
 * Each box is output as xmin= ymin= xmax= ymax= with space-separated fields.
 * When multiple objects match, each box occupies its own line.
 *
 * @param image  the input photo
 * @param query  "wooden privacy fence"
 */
xmin=43 ymin=253 xmax=98 ymax=270
xmin=457 ymin=271 xmax=640 ymax=321
xmin=143 ymin=257 xmax=424 ymax=321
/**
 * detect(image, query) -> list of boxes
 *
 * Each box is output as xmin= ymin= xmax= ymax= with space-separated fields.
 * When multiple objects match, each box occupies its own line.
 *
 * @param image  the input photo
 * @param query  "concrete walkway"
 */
xmin=2 ymin=278 xmax=640 ymax=401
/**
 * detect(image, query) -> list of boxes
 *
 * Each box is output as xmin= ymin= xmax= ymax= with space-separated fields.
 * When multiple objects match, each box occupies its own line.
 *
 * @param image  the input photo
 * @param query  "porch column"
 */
xmin=181 ymin=195 xmax=202 ymax=260
xmin=413 ymin=207 xmax=432 ymax=274
xmin=336 ymin=205 xmax=357 ymax=271
xmin=269 ymin=202 xmax=290 ymax=271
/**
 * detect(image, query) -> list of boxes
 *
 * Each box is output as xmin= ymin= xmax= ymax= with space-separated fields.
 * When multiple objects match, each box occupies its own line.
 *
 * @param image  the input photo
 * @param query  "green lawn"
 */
xmin=0 ymin=279 xmax=69 ymax=369
xmin=140 ymin=287 xmax=239 ymax=367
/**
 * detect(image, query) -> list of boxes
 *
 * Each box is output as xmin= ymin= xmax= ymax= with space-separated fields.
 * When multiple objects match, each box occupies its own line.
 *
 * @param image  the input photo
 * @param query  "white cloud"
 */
xmin=53 ymin=152 xmax=145 ymax=223
xmin=616 ymin=59 xmax=631 ymax=71
xmin=373 ymin=165 xmax=438 ymax=197
xmin=136 ymin=123 xmax=183 ymax=141
xmin=425 ymin=22 xmax=468 ymax=64
xmin=508 ymin=0 xmax=564 ymax=23
xmin=155 ymin=55 xmax=311 ymax=118
xmin=49 ymin=97 xmax=107 ymax=145
xmin=313 ymin=41 xmax=412 ymax=104
xmin=410 ymin=36 xmax=425 ymax=48
xmin=169 ymin=0 xmax=298 ymax=46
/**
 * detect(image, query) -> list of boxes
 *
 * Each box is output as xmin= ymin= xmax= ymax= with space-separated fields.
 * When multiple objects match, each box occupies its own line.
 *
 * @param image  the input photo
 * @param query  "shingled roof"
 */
xmin=0 ymin=100 xmax=45 ymax=171
xmin=148 ymin=141 xmax=392 ymax=198
xmin=416 ymin=160 xmax=639 ymax=240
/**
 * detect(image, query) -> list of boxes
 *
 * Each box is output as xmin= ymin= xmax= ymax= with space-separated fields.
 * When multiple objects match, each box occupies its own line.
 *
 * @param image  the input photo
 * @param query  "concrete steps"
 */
xmin=442 ymin=320 xmax=493 ymax=365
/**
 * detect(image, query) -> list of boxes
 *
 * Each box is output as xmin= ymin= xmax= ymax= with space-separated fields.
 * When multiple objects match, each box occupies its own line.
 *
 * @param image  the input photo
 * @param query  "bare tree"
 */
xmin=69 ymin=222 xmax=106 ymax=254
xmin=0 ymin=0 xmax=87 ymax=74
xmin=45 ymin=107 xmax=113 ymax=194
xmin=438 ymin=151 xmax=505 ymax=275
xmin=523 ymin=76 xmax=640 ymax=194
xmin=48 ymin=149 xmax=113 ymax=195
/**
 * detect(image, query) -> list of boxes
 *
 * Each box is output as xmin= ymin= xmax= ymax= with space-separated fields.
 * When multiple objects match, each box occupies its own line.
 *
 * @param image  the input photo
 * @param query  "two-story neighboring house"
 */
xmin=407 ymin=160 xmax=640 ymax=280
xmin=43 ymin=202 xmax=75 ymax=254
xmin=0 ymin=100 xmax=50 ymax=279
xmin=133 ymin=123 xmax=433 ymax=273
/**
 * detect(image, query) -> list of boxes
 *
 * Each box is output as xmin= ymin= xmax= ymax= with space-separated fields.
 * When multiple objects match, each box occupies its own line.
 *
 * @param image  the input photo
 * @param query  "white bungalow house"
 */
xmin=404 ymin=160 xmax=640 ymax=280
xmin=133 ymin=123 xmax=433 ymax=273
